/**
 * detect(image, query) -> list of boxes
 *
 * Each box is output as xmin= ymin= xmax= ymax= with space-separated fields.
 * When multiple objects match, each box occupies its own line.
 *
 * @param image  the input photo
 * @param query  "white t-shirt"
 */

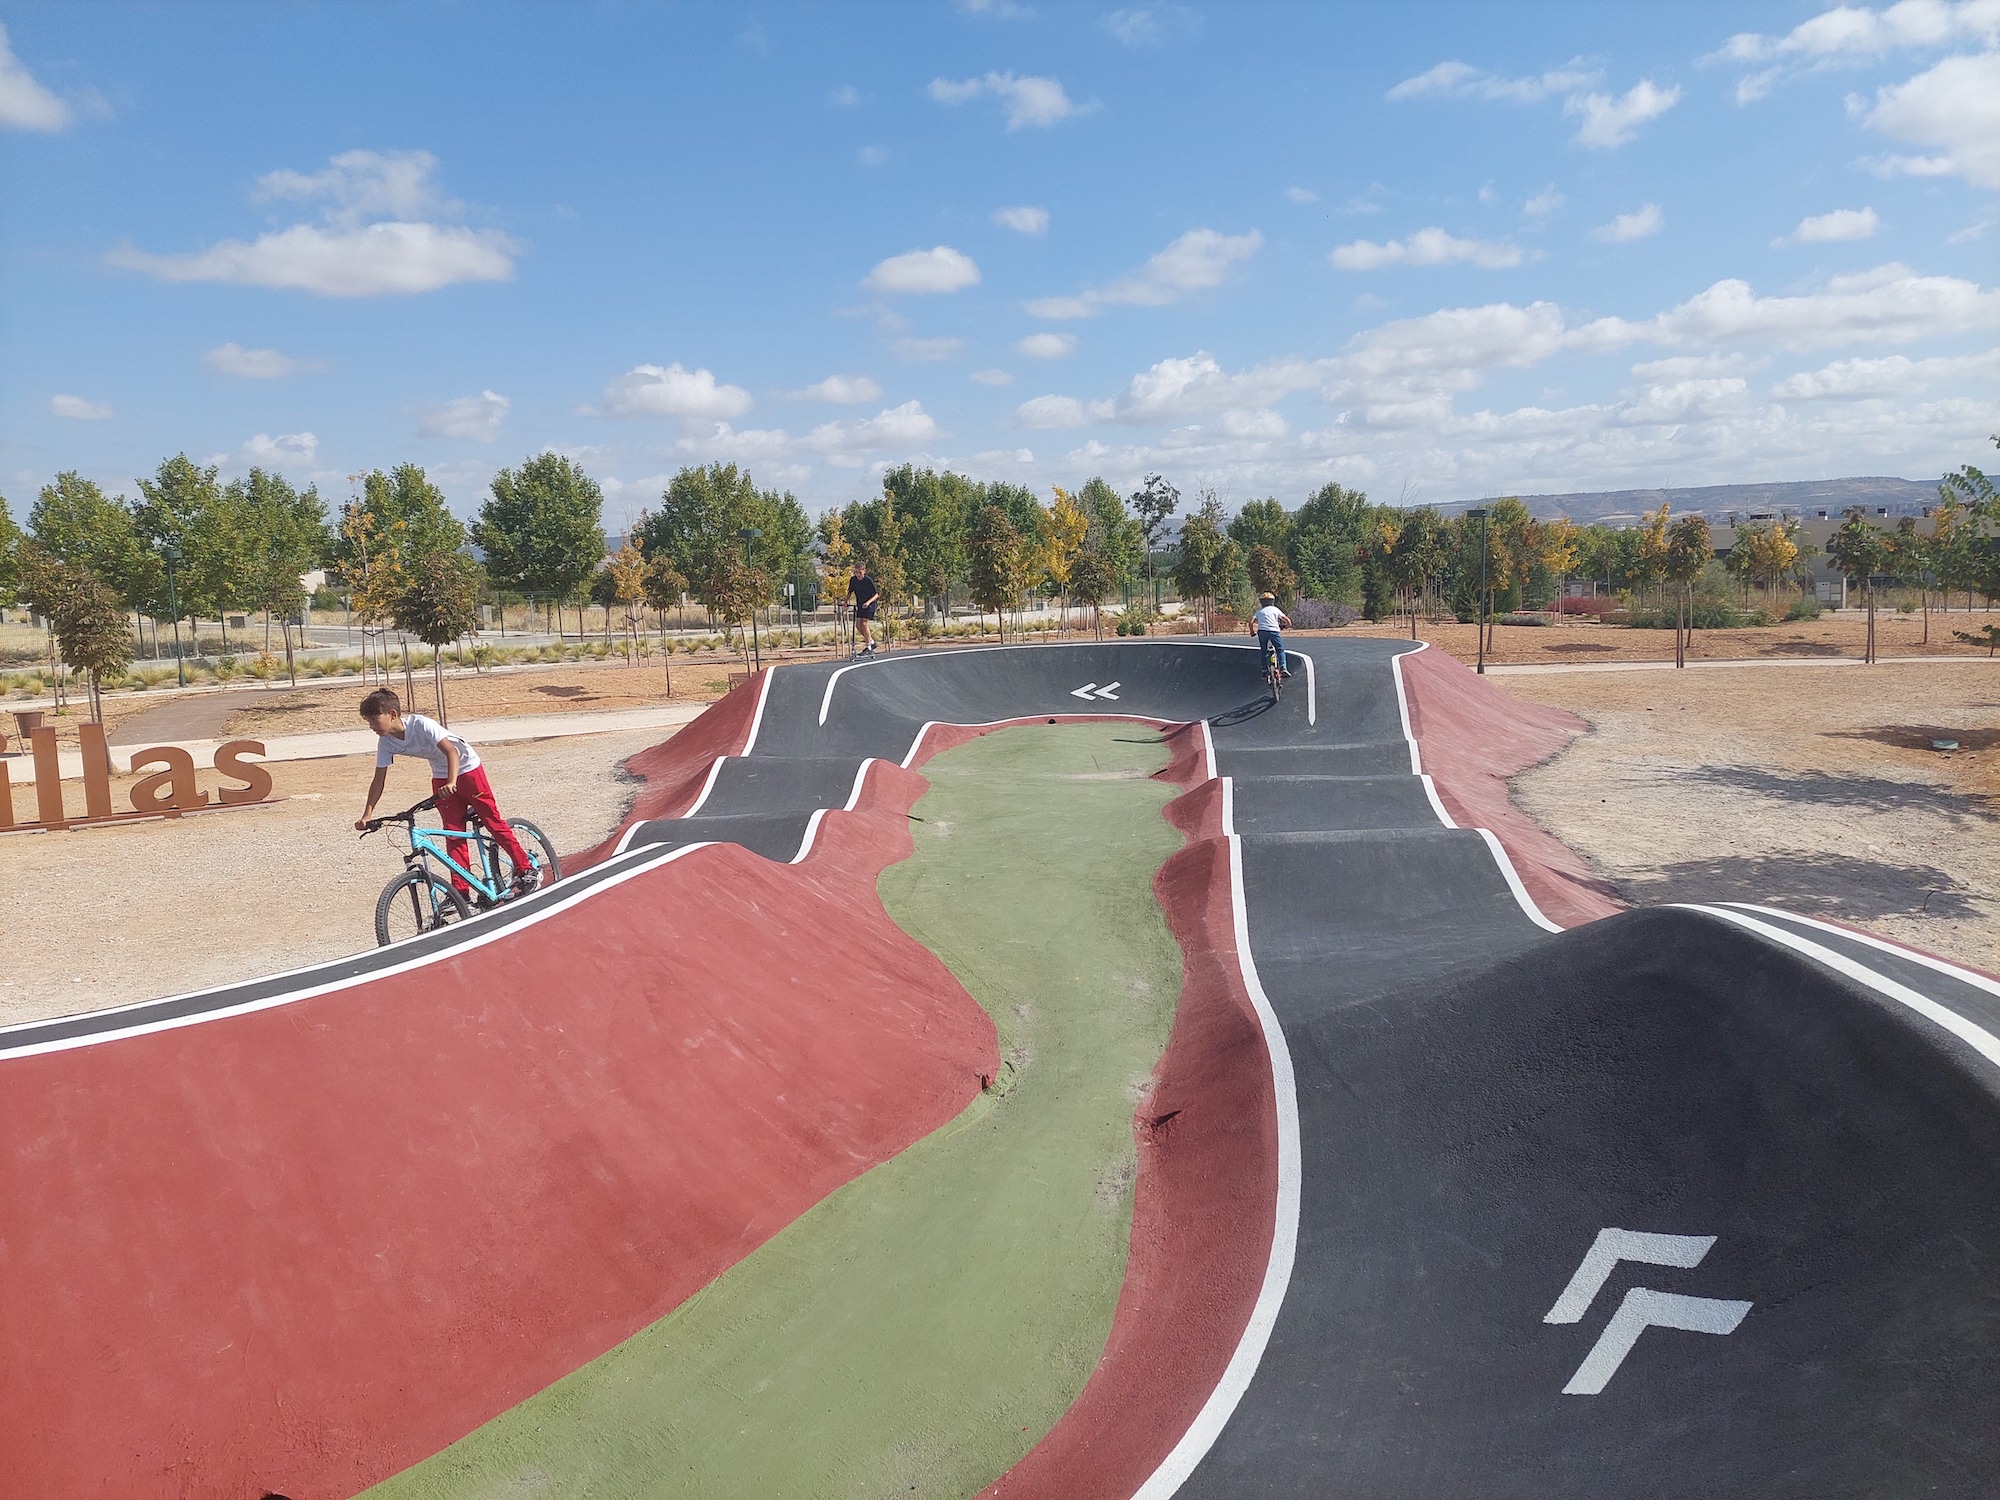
xmin=375 ymin=714 xmax=481 ymax=779
xmin=1253 ymin=604 xmax=1287 ymax=632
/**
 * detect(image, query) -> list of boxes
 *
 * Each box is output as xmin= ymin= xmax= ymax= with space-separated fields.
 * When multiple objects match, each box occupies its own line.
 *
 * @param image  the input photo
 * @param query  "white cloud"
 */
xmin=49 ymin=394 xmax=110 ymax=420
xmin=864 ymin=245 xmax=982 ymax=294
xmin=970 ymin=368 xmax=1015 ymax=385
xmin=1018 ymin=394 xmax=1092 ymax=428
xmin=857 ymin=145 xmax=888 ymax=168
xmin=1025 ymin=226 xmax=1260 ymax=318
xmin=1718 ymin=2 xmax=2000 ymax=62
xmin=928 ymin=72 xmax=1091 ymax=129
xmin=827 ymin=84 xmax=862 ymax=107
xmin=1864 ymin=52 xmax=2000 ymax=189
xmin=1523 ymin=184 xmax=1565 ymax=216
xmin=1777 ymin=206 xmax=1881 ymax=245
xmin=1592 ymin=203 xmax=1664 ymax=243
xmin=108 ymin=151 xmax=512 ymax=298
xmin=993 ymin=204 xmax=1050 ymax=235
xmin=892 ymin=336 xmax=965 ymax=361
xmin=595 ymin=363 xmax=754 ymax=421
xmin=1773 ymin=349 xmax=2000 ymax=398
xmin=254 ymin=149 xmax=445 ymax=226
xmin=1102 ymin=6 xmax=1201 ymax=45
xmin=1631 ymin=353 xmax=1768 ymax=379
xmin=1286 ymin=186 xmax=1318 ymax=204
xmin=204 ymin=342 xmax=316 ymax=378
xmin=1590 ymin=264 xmax=2000 ymax=350
xmin=805 ymin=400 xmax=939 ymax=451
xmin=242 ymin=431 xmax=317 ymax=462
xmin=1017 ymin=332 xmax=1077 ymax=358
xmin=1331 ymin=227 xmax=1526 ymax=269
xmin=107 ymin=221 xmax=516 ymax=297
xmin=1387 ymin=59 xmax=1599 ymax=102
xmin=800 ymin=374 xmax=882 ymax=403
xmin=673 ymin=423 xmax=797 ymax=465
xmin=420 ymin=389 xmax=509 ymax=440
xmin=1566 ymin=80 xmax=1681 ymax=147
xmin=0 ymin=22 xmax=72 ymax=131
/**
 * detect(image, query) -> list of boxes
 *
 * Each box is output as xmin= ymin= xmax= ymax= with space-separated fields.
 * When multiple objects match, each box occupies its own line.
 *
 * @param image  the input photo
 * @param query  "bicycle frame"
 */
xmin=401 ymin=821 xmax=506 ymax=903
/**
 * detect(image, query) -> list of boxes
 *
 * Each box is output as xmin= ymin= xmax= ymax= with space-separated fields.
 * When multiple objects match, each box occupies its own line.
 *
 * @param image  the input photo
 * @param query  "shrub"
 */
xmin=1896 ymin=600 xmax=1916 ymax=614
xmin=1496 ymin=613 xmax=1551 ymax=627
xmin=1786 ymin=594 xmax=1822 ymax=622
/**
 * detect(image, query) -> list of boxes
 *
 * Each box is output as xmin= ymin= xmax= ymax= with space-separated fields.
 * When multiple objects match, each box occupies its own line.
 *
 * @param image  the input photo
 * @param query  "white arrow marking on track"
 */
xmin=1094 ymin=680 xmax=1120 ymax=699
xmin=1068 ymin=681 xmax=1121 ymax=700
xmin=1544 ymin=1228 xmax=1716 ymax=1324
xmin=1561 ymin=1288 xmax=1752 ymax=1395
xmin=1070 ymin=682 xmax=1099 ymax=700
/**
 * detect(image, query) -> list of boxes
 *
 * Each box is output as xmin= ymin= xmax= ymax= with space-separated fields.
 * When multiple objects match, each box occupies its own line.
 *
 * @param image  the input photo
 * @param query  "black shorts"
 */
xmin=855 ymin=601 xmax=878 ymax=621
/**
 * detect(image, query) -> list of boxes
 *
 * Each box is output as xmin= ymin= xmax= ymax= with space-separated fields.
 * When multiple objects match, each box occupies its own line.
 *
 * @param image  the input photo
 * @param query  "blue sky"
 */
xmin=2 ymin=1 xmax=1996 ymax=530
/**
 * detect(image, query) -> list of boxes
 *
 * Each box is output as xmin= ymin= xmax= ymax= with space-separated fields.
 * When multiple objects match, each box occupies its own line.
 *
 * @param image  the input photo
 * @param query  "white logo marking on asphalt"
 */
xmin=1069 ymin=681 xmax=1122 ymax=700
xmin=1544 ymin=1227 xmax=1750 ymax=1395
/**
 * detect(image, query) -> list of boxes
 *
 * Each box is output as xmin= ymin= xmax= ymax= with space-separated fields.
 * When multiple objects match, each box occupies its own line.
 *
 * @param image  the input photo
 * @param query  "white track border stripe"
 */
xmin=1390 ymin=640 xmax=1428 ymax=775
xmin=0 ymin=842 xmax=715 ymax=1059
xmin=1472 ymin=828 xmax=1563 ymax=933
xmin=1722 ymin=903 xmax=2000 ymax=999
xmin=681 ymin=756 xmax=729 ymax=817
xmin=1681 ymin=904 xmax=2000 ymax=1071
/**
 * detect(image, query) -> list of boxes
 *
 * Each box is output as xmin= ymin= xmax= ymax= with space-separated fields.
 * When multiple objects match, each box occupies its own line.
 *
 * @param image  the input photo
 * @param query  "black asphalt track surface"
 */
xmin=11 ymin=639 xmax=1997 ymax=1498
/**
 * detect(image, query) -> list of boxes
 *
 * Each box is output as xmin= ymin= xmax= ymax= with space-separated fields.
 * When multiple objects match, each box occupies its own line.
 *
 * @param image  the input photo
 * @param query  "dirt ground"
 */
xmin=1336 ymin=608 xmax=2000 ymax=667
xmin=0 ymin=727 xmax=667 ymax=1026
xmin=1505 ymin=661 xmax=2000 ymax=975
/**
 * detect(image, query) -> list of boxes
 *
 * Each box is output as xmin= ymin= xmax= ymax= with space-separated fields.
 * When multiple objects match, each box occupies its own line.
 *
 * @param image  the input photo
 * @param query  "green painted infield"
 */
xmin=367 ymin=722 xmax=1186 ymax=1499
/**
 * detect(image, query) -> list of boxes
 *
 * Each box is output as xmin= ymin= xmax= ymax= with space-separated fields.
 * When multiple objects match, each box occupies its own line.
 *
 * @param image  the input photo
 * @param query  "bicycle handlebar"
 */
xmin=359 ymin=794 xmax=437 ymax=837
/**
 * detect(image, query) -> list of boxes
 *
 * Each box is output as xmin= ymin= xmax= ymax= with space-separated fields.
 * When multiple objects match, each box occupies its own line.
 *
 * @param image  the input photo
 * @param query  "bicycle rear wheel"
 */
xmin=492 ymin=817 xmax=563 ymax=894
xmin=375 ymin=868 xmax=472 ymax=947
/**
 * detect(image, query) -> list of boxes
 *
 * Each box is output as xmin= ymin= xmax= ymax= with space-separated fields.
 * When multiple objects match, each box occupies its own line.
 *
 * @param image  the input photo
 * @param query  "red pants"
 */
xmin=431 ymin=765 xmax=533 ymax=894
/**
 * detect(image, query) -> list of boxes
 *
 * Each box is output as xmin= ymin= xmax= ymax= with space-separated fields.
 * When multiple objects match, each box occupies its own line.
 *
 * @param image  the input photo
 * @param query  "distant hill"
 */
xmin=1445 ymin=476 xmax=1941 ymax=524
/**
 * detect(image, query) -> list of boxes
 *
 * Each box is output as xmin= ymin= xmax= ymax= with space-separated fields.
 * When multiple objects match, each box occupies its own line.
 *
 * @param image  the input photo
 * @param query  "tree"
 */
xmin=818 ymin=511 xmax=855 ymax=640
xmin=638 ymin=541 xmax=687 ymax=690
xmin=1070 ymin=546 xmax=1118 ymax=639
xmin=1663 ymin=514 xmax=1712 ymax=668
xmin=28 ymin=472 xmax=152 ymax=610
xmin=1130 ymin=473 xmax=1179 ymax=605
xmin=639 ymin=463 xmax=809 ymax=630
xmin=134 ymin=454 xmax=227 ymax=646
xmin=605 ymin=537 xmax=650 ymax=663
xmin=1246 ymin=543 xmax=1297 ymax=604
xmin=0 ymin=494 xmax=19 ymax=608
xmin=968 ymin=503 xmax=1028 ymax=639
xmin=393 ymin=550 xmax=481 ymax=722
xmin=356 ymin=464 xmax=466 ymax=563
xmin=706 ymin=555 xmax=769 ymax=662
xmin=1827 ymin=507 xmax=1893 ymax=664
xmin=18 ymin=546 xmax=132 ymax=721
xmin=1539 ymin=517 xmax=1581 ymax=624
xmin=1172 ymin=492 xmax=1237 ymax=632
xmin=334 ymin=501 xmax=408 ymax=681
xmin=475 ymin=454 xmax=606 ymax=637
xmin=1893 ymin=517 xmax=1935 ymax=643
xmin=1292 ymin=483 xmax=1371 ymax=605
xmin=234 ymin=469 xmax=329 ymax=684
xmin=882 ymin=465 xmax=973 ymax=620
xmin=1043 ymin=486 xmax=1089 ymax=632
xmin=1388 ymin=506 xmax=1449 ymax=636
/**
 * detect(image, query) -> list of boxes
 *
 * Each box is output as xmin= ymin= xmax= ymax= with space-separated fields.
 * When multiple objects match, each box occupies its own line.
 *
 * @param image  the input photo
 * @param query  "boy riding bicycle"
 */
xmin=1252 ymin=593 xmax=1292 ymax=677
xmin=353 ymin=688 xmax=541 ymax=897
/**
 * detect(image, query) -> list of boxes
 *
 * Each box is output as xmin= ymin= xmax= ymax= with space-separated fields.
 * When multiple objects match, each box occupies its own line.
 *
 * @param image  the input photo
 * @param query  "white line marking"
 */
xmin=1721 ymin=903 xmax=2000 ymax=1000
xmin=0 ymin=842 xmax=717 ymax=1058
xmin=842 ymin=758 xmax=878 ymax=812
xmin=1070 ymin=681 xmax=1101 ymax=700
xmin=682 ymin=756 xmax=730 ymax=817
xmin=1472 ymin=828 xmax=1564 ymax=933
xmin=1544 ymin=1229 xmax=1716 ymax=1325
xmin=790 ymin=809 xmax=827 ymax=864
xmin=742 ymin=666 xmax=777 ymax=754
xmin=1680 ymin=904 xmax=2000 ymax=1072
xmin=1200 ymin=719 xmax=1217 ymax=782
xmin=1418 ymin=773 xmax=1456 ymax=829
xmin=1220 ymin=775 xmax=1235 ymax=837
xmin=1389 ymin=641 xmax=1428 ymax=775
xmin=1562 ymin=1288 xmax=1751 ymax=1397
xmin=1129 ymin=833 xmax=1301 ymax=1498
xmin=1296 ymin=650 xmax=1317 ymax=728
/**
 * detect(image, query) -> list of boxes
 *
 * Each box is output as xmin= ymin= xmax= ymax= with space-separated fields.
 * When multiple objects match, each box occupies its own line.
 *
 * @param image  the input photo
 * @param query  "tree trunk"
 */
xmin=433 ymin=654 xmax=447 ymax=725
xmin=283 ymin=619 xmax=298 ymax=686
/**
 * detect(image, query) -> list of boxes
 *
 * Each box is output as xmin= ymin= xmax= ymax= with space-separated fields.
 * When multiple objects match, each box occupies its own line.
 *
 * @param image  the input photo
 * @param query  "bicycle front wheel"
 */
xmin=497 ymin=817 xmax=562 ymax=889
xmin=375 ymin=868 xmax=472 ymax=947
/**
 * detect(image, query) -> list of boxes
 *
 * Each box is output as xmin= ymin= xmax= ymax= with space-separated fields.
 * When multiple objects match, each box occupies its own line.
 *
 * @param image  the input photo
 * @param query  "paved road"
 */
xmin=5 ymin=638 xmax=1995 ymax=1498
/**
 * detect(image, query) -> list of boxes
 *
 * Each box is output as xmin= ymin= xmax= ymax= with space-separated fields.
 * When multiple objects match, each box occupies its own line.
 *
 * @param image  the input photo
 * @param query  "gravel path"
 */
xmin=0 ymin=726 xmax=672 ymax=1026
xmin=1504 ymin=662 xmax=2000 ymax=974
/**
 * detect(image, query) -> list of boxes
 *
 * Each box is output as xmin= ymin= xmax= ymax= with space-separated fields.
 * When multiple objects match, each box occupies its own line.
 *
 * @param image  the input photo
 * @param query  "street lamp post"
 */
xmin=1466 ymin=509 xmax=1490 ymax=675
xmin=737 ymin=527 xmax=763 ymax=671
xmin=162 ymin=542 xmax=186 ymax=687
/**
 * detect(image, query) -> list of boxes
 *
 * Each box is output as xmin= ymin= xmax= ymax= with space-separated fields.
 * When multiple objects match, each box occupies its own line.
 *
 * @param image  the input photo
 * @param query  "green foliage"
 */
xmin=1952 ymin=625 xmax=2000 ymax=656
xmin=17 ymin=545 xmax=134 ymax=717
xmin=0 ymin=492 xmax=19 ymax=607
xmin=28 ymin=472 xmax=154 ymax=606
xmin=1292 ymin=484 xmax=1368 ymax=604
xmin=356 ymin=464 xmax=466 ymax=564
xmin=1786 ymin=592 xmax=1822 ymax=621
xmin=1246 ymin=543 xmax=1296 ymax=603
xmin=638 ymin=463 xmax=809 ymax=613
xmin=234 ymin=468 xmax=329 ymax=625
xmin=133 ymin=454 xmax=229 ymax=619
xmin=968 ymin=503 xmax=1030 ymax=625
xmin=1171 ymin=493 xmax=1238 ymax=628
xmin=1827 ymin=506 xmax=1893 ymax=584
xmin=394 ymin=550 xmax=482 ymax=647
xmin=475 ymin=452 xmax=606 ymax=603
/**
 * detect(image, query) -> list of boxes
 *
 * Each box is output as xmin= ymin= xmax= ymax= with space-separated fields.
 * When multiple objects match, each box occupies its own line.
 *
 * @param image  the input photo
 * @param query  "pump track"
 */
xmin=4 ymin=637 xmax=1998 ymax=1499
